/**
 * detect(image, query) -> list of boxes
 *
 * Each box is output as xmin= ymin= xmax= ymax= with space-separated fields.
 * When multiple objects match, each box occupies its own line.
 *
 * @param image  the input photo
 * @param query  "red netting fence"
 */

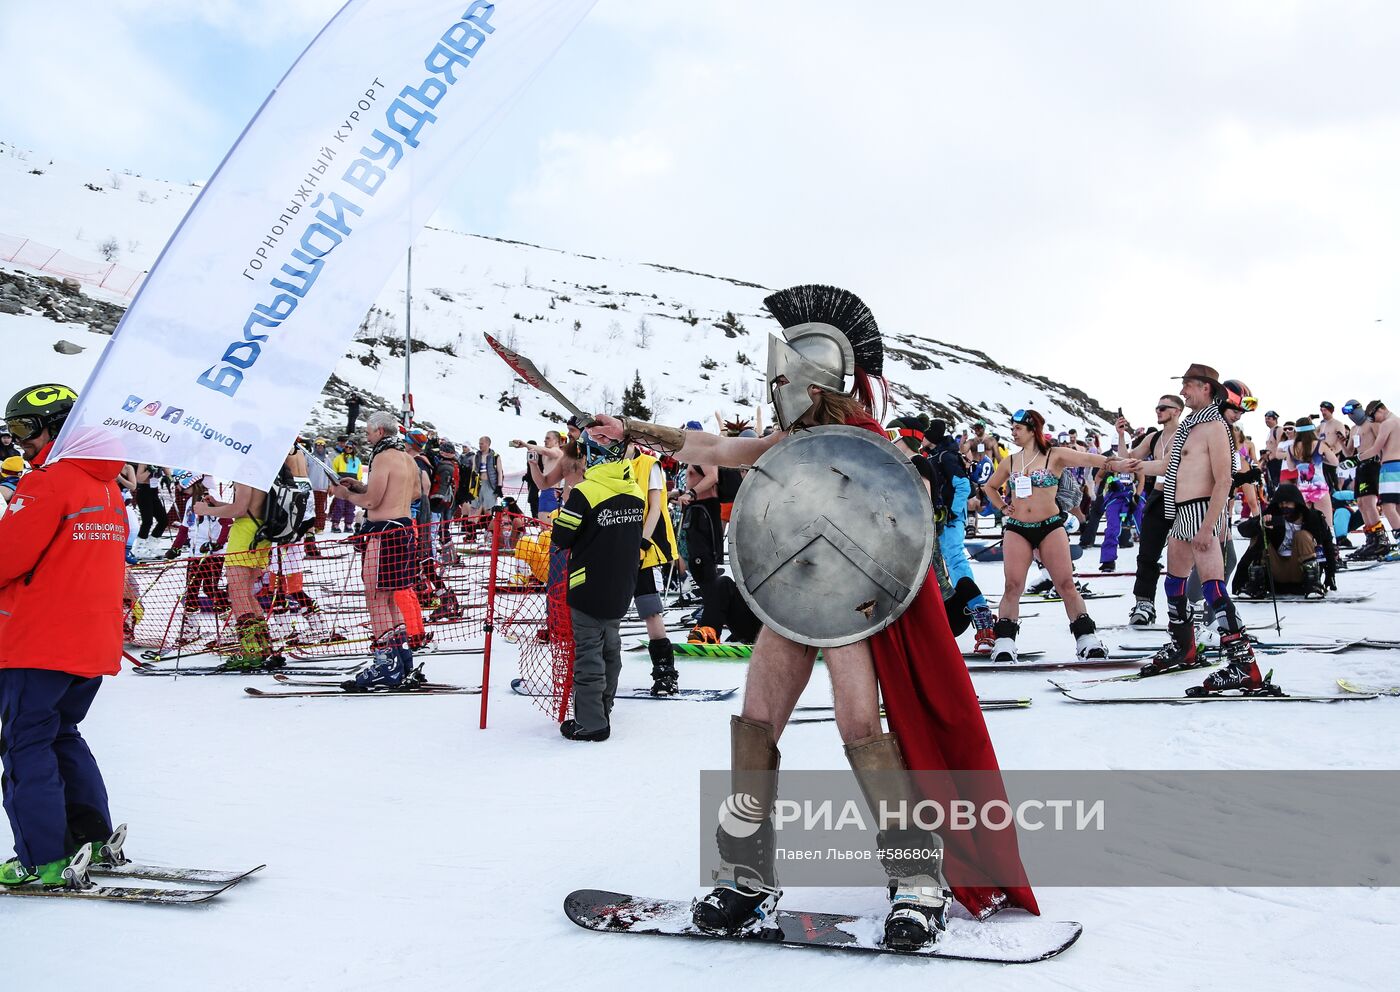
xmin=120 ymin=509 xmax=575 ymax=726
xmin=1 ymin=233 xmax=145 ymax=296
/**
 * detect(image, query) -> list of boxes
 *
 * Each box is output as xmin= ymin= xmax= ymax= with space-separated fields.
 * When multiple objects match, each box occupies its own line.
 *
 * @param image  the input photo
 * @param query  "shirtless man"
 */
xmin=330 ymin=412 xmax=426 ymax=684
xmin=677 ymin=423 xmax=726 ymax=643
xmin=1122 ymin=394 xmax=1183 ymax=626
xmin=1346 ymin=400 xmax=1393 ymax=558
xmin=1316 ymin=401 xmax=1349 ymax=493
xmin=1356 ymin=401 xmax=1400 ymax=543
xmin=1260 ymin=410 xmax=1283 ymax=494
xmin=1138 ymin=364 xmax=1261 ymax=694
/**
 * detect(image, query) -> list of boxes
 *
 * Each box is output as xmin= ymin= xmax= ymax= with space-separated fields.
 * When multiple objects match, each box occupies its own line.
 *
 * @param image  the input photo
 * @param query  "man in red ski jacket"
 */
xmin=0 ymin=384 xmax=126 ymax=887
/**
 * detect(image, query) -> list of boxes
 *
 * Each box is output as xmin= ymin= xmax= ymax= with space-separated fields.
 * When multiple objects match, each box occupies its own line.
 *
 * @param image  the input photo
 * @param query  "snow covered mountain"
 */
xmin=1 ymin=141 xmax=1115 ymax=474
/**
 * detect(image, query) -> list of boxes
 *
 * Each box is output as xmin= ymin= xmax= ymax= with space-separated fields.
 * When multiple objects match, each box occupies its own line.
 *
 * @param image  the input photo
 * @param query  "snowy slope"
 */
xmin=2 ymin=541 xmax=1397 ymax=991
xmin=1 ymin=141 xmax=1115 ymax=482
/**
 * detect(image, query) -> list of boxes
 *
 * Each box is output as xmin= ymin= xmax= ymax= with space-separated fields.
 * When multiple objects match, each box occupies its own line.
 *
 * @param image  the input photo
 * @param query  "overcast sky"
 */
xmin=4 ymin=0 xmax=1399 ymax=436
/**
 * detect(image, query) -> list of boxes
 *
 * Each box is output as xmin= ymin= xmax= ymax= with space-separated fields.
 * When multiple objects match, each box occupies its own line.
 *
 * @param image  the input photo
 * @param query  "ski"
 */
xmin=563 ymin=889 xmax=1082 ymax=963
xmin=245 ymin=684 xmax=479 ymax=698
xmin=0 ymin=879 xmax=242 ymax=904
xmin=1072 ymin=570 xmax=1136 ymax=578
xmin=285 ymin=644 xmax=483 ymax=662
xmin=790 ymin=698 xmax=1030 ymax=722
xmin=964 ymin=654 xmax=1147 ymax=673
xmin=1115 ymin=639 xmax=1358 ymax=655
xmin=272 ymin=672 xmax=462 ymax=690
xmin=1337 ymin=679 xmax=1400 ymax=697
xmin=1051 ymin=662 xmax=1220 ymax=688
xmin=92 ymin=862 xmax=265 ymax=885
xmin=133 ymin=662 xmax=365 ymax=678
xmin=1014 ymin=591 xmax=1122 ymax=604
xmin=510 ymin=678 xmax=737 ymax=702
xmin=1234 ymin=593 xmax=1373 ymax=605
xmin=1059 ymin=689 xmax=1377 ymax=704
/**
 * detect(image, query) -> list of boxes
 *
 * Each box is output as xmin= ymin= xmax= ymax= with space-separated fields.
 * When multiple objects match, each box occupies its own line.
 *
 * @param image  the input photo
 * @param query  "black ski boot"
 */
xmin=1302 ymin=560 xmax=1326 ymax=599
xmin=648 ymin=638 xmax=678 ymax=696
xmin=1187 ymin=632 xmax=1265 ymax=695
xmin=990 ymin=618 xmax=1019 ymax=662
xmin=1139 ymin=621 xmax=1205 ymax=677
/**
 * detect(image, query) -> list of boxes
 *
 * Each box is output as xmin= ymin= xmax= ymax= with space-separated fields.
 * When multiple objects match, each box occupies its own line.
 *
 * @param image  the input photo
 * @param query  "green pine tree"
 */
xmin=621 ymin=371 xmax=651 ymax=420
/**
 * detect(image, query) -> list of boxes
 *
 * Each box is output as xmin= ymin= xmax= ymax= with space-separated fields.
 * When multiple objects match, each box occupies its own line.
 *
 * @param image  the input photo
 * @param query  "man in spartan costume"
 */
xmin=595 ymin=286 xmax=1037 ymax=951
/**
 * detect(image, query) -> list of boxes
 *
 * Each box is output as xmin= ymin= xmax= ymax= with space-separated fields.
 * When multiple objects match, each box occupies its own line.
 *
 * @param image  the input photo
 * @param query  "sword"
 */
xmin=483 ymin=333 xmax=594 ymax=426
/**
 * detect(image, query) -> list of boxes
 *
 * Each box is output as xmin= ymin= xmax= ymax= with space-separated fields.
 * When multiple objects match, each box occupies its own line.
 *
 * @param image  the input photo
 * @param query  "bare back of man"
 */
xmin=333 ymin=436 xmax=421 ymax=640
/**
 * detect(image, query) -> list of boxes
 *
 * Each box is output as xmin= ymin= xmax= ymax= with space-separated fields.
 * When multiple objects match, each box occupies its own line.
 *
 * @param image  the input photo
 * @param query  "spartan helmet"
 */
xmin=766 ymin=322 xmax=855 ymax=431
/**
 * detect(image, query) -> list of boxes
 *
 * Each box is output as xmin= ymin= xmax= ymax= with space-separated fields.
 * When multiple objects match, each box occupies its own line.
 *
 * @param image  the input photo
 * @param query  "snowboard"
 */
xmin=1234 ymin=593 xmax=1373 ymax=605
xmin=510 ymin=678 xmax=737 ymax=703
xmin=563 ymin=889 xmax=1082 ymax=963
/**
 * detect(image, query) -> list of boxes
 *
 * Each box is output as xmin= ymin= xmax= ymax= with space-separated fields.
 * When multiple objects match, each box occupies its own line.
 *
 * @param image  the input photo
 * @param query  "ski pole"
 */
xmin=1255 ymin=488 xmax=1282 ymax=635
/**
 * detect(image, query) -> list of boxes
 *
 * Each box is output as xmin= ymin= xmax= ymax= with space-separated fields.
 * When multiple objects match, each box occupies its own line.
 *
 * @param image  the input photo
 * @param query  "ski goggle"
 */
xmin=1011 ymin=410 xmax=1032 ymax=426
xmin=1342 ymin=401 xmax=1360 ymax=415
xmin=1239 ymin=396 xmax=1258 ymax=412
xmin=4 ymin=415 xmax=46 ymax=442
xmin=887 ymin=427 xmax=924 ymax=443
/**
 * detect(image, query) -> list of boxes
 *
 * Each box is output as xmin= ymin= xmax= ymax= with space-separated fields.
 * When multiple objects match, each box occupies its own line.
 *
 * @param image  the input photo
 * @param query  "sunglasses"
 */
xmin=4 ymin=416 xmax=46 ymax=442
xmin=1155 ymin=404 xmax=1182 ymax=413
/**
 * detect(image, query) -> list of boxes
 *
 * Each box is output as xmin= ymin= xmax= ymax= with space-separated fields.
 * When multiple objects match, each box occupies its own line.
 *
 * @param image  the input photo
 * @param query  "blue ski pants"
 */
xmin=0 ymin=669 xmax=112 ymax=867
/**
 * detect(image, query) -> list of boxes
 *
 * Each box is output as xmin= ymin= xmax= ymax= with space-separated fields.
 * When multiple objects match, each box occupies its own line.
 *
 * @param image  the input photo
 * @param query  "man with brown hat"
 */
xmin=1137 ymin=364 xmax=1263 ymax=695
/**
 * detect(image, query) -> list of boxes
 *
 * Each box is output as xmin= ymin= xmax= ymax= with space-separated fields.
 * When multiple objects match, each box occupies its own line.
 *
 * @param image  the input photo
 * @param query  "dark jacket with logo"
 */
xmin=551 ymin=461 xmax=644 ymax=620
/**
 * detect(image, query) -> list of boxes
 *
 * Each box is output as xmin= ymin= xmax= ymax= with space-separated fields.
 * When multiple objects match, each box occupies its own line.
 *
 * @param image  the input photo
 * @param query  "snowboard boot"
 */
xmin=648 ymin=638 xmax=679 ymax=696
xmin=559 ymin=719 xmax=611 ymax=742
xmin=971 ymin=605 xmax=996 ymax=655
xmin=1139 ymin=620 xmax=1203 ymax=677
xmin=694 ymin=716 xmax=782 ymax=935
xmin=844 ymin=732 xmax=951 ymax=951
xmin=687 ymin=625 xmax=720 ymax=645
xmin=990 ymin=618 xmax=1019 ymax=662
xmin=1128 ymin=599 xmax=1156 ymax=627
xmin=1187 ymin=632 xmax=1264 ymax=695
xmin=1071 ymin=613 xmax=1107 ymax=660
xmin=1302 ymin=560 xmax=1326 ymax=598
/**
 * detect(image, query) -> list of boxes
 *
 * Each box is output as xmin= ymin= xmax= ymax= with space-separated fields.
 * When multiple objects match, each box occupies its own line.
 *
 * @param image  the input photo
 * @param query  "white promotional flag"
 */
xmin=49 ymin=0 xmax=595 ymax=486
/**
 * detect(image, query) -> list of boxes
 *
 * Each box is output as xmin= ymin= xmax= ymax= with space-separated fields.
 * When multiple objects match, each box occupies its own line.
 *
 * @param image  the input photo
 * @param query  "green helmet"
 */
xmin=5 ymin=383 xmax=78 ymax=443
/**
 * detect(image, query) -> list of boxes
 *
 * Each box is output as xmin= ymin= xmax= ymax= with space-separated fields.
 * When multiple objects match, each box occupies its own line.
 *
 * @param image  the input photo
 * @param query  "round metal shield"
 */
xmin=728 ymin=425 xmax=934 ymax=647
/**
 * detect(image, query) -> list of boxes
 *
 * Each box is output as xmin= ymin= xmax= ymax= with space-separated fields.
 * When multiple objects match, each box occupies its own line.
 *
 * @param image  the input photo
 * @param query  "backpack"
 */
xmin=430 ymin=458 xmax=458 ymax=510
xmin=717 ymin=467 xmax=744 ymax=503
xmin=255 ymin=466 xmax=313 ymax=544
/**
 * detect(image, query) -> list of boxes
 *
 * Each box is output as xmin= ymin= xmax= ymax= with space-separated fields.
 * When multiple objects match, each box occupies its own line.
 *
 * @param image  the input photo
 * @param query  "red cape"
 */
xmin=847 ymin=410 xmax=1040 ymax=918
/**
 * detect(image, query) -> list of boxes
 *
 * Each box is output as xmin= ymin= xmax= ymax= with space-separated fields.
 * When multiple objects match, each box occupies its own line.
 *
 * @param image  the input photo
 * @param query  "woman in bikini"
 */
xmin=981 ymin=409 xmax=1136 ymax=662
xmin=1286 ymin=416 xmax=1333 ymax=521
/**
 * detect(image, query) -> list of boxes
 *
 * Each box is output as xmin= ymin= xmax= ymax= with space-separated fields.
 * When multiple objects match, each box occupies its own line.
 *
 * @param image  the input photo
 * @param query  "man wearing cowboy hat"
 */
xmin=1137 ymin=363 xmax=1262 ymax=695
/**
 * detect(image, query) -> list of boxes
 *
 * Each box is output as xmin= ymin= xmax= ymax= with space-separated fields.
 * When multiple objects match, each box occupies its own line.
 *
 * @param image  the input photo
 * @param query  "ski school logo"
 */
xmin=141 ymin=401 xmax=161 ymax=416
xmin=160 ymin=406 xmax=184 ymax=424
xmin=122 ymin=395 xmax=142 ymax=412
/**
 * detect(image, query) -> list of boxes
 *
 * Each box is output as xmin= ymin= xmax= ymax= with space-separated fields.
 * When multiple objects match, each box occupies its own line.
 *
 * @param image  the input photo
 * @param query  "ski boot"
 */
xmin=1187 ymin=632 xmax=1266 ymax=695
xmin=428 ymin=590 xmax=463 ymax=623
xmin=342 ymin=637 xmax=414 ymax=692
xmin=970 ymin=605 xmax=996 ymax=655
xmin=1 ymin=847 xmax=92 ymax=890
xmin=1071 ymin=613 xmax=1107 ymax=660
xmin=1099 ymin=560 xmax=1118 ymax=573
xmin=648 ymin=638 xmax=679 ymax=696
xmin=1027 ymin=574 xmax=1055 ymax=596
xmin=688 ymin=625 xmax=720 ymax=645
xmin=221 ymin=615 xmax=282 ymax=671
xmin=990 ymin=618 xmax=1019 ymax=662
xmin=1127 ymin=599 xmax=1156 ymax=627
xmin=1138 ymin=623 xmax=1205 ymax=677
